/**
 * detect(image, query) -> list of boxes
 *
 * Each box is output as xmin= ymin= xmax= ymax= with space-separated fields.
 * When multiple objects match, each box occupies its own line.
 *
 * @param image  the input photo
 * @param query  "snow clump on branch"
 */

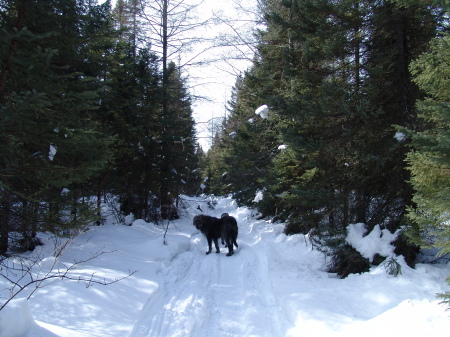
xmin=255 ymin=104 xmax=269 ymax=119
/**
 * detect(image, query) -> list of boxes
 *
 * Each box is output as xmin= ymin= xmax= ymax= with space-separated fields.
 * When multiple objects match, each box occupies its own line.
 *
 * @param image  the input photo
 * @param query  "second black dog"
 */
xmin=221 ymin=213 xmax=239 ymax=256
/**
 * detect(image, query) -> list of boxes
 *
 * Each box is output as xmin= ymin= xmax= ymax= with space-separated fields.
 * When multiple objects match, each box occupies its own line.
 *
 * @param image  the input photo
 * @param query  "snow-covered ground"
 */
xmin=1 ymin=196 xmax=449 ymax=337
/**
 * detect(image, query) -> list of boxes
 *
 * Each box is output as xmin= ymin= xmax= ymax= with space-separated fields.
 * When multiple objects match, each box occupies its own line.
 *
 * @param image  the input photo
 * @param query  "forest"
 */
xmin=1 ymin=0 xmax=449 ymax=303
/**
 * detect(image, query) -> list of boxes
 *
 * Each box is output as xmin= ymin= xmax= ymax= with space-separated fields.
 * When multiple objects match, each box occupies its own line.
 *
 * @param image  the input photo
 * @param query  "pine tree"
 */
xmin=105 ymin=0 xmax=200 ymax=221
xmin=205 ymin=0 xmax=442 ymax=276
xmin=104 ymin=39 xmax=163 ymax=221
xmin=160 ymin=61 xmax=199 ymax=215
xmin=405 ymin=32 xmax=450 ymax=306
xmin=0 ymin=0 xmax=116 ymax=253
xmin=204 ymin=66 xmax=278 ymax=207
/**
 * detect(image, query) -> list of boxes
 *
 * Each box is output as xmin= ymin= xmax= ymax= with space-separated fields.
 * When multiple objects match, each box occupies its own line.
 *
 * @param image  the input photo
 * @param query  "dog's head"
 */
xmin=221 ymin=213 xmax=229 ymax=218
xmin=193 ymin=215 xmax=204 ymax=230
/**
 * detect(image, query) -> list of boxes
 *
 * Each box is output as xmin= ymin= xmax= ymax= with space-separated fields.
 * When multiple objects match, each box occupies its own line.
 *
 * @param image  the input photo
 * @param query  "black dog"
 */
xmin=193 ymin=215 xmax=222 ymax=255
xmin=220 ymin=213 xmax=239 ymax=256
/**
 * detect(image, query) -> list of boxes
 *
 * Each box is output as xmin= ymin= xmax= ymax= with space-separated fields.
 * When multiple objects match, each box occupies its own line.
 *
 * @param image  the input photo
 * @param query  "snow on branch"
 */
xmin=255 ymin=104 xmax=269 ymax=119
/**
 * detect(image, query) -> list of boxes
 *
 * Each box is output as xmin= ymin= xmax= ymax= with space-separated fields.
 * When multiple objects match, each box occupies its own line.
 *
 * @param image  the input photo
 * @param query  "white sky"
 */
xmin=100 ymin=0 xmax=259 ymax=150
xmin=187 ymin=0 xmax=258 ymax=150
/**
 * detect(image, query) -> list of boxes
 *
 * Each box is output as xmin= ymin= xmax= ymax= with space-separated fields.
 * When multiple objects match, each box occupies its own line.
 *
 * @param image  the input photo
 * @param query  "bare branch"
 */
xmin=0 ymin=233 xmax=137 ymax=311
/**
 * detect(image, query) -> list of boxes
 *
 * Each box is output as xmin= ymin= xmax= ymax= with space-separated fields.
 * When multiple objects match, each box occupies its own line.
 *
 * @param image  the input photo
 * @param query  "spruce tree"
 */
xmin=205 ymin=0 xmax=442 ymax=276
xmin=0 ymin=0 xmax=116 ymax=253
xmin=405 ymin=32 xmax=450 ymax=305
xmin=104 ymin=39 xmax=163 ymax=221
xmin=106 ymin=0 xmax=200 ymax=221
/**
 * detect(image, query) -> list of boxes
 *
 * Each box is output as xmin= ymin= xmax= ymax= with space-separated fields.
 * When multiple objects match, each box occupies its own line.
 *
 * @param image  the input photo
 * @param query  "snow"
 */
xmin=124 ymin=213 xmax=135 ymax=226
xmin=255 ymin=104 xmax=269 ymax=119
xmin=0 ymin=299 xmax=34 ymax=337
xmin=253 ymin=190 xmax=264 ymax=203
xmin=48 ymin=144 xmax=57 ymax=161
xmin=1 ymin=196 xmax=449 ymax=337
xmin=346 ymin=223 xmax=400 ymax=262
xmin=278 ymin=144 xmax=288 ymax=150
xmin=394 ymin=132 xmax=406 ymax=141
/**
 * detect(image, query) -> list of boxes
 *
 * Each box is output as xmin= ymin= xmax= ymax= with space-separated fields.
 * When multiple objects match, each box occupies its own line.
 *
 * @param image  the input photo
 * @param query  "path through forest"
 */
xmin=130 ymin=198 xmax=289 ymax=337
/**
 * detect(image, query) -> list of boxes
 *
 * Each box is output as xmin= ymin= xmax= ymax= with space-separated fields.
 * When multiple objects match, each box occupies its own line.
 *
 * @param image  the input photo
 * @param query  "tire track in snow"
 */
xmin=130 ymin=238 xmax=216 ymax=337
xmin=130 ymin=219 xmax=284 ymax=337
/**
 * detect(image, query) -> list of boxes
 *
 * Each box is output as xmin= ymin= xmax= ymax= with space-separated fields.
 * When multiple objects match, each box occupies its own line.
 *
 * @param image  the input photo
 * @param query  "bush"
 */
xmin=381 ymin=257 xmax=402 ymax=276
xmin=327 ymin=245 xmax=371 ymax=278
xmin=393 ymin=231 xmax=420 ymax=268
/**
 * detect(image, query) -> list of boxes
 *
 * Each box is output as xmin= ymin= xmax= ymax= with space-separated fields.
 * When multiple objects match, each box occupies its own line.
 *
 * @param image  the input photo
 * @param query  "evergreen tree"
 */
xmin=204 ymin=67 xmax=278 ymax=207
xmin=159 ymin=61 xmax=199 ymax=216
xmin=104 ymin=40 xmax=163 ymax=221
xmin=206 ymin=0 xmax=442 ymax=276
xmin=105 ymin=0 xmax=201 ymax=221
xmin=405 ymin=32 xmax=450 ymax=306
xmin=0 ymin=0 xmax=116 ymax=253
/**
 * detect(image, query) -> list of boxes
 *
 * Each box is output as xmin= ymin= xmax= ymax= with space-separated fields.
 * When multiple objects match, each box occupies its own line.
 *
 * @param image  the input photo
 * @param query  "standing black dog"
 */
xmin=193 ymin=215 xmax=222 ymax=255
xmin=220 ymin=213 xmax=239 ymax=256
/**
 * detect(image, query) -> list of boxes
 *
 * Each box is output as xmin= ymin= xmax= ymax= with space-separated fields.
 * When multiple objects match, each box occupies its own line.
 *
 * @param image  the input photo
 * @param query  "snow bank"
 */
xmin=125 ymin=212 xmax=135 ymax=226
xmin=0 ymin=299 xmax=35 ymax=337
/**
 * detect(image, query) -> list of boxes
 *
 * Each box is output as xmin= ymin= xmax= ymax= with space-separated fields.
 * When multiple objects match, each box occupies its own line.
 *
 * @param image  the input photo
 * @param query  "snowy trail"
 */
xmin=130 ymin=210 xmax=285 ymax=337
xmin=5 ymin=195 xmax=449 ymax=337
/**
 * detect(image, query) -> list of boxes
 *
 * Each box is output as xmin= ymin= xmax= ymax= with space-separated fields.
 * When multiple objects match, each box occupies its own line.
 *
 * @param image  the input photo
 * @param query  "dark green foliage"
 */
xmin=101 ymin=1 xmax=200 ymax=222
xmin=404 ymin=31 xmax=450 ymax=307
xmin=0 ymin=0 xmax=201 ymax=253
xmin=327 ymin=245 xmax=371 ymax=279
xmin=204 ymin=71 xmax=278 ymax=206
xmin=393 ymin=231 xmax=420 ymax=268
xmin=104 ymin=42 xmax=199 ymax=221
xmin=0 ymin=0 xmax=116 ymax=253
xmin=204 ymin=0 xmax=445 ymax=278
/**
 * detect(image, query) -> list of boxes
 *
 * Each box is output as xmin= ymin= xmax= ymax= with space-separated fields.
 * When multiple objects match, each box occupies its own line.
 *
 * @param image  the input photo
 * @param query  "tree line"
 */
xmin=0 ymin=0 xmax=204 ymax=255
xmin=2 ymin=0 xmax=449 ymax=305
xmin=203 ymin=0 xmax=450 ymax=297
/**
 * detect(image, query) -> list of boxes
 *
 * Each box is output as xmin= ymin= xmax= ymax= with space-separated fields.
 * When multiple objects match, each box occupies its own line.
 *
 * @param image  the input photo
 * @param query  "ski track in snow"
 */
xmin=131 ymin=203 xmax=285 ymax=337
xmin=4 ymin=196 xmax=450 ymax=337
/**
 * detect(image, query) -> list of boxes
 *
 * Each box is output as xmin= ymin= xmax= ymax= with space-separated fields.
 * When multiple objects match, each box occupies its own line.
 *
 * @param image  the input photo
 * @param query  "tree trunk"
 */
xmin=0 ymin=191 xmax=11 ymax=255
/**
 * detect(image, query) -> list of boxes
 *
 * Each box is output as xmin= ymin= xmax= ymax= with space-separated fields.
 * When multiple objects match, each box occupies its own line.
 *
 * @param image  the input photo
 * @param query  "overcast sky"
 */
xmin=100 ymin=0 xmax=259 ymax=150
xmin=187 ymin=0 xmax=258 ymax=150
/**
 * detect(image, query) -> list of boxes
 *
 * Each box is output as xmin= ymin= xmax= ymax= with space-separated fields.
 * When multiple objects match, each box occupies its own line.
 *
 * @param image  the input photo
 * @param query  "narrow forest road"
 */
xmin=8 ymin=196 xmax=449 ymax=337
xmin=130 ymin=198 xmax=290 ymax=337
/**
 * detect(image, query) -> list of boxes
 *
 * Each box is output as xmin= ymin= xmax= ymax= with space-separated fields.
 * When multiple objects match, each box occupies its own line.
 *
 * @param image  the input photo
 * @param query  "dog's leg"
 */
xmin=206 ymin=236 xmax=213 ymax=254
xmin=221 ymin=234 xmax=227 ymax=247
xmin=226 ymin=238 xmax=234 ymax=256
xmin=213 ymin=238 xmax=220 ymax=253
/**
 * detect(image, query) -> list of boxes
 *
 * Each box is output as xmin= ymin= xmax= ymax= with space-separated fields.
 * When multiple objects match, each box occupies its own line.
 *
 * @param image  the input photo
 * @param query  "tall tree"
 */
xmin=405 ymin=31 xmax=450 ymax=305
xmin=104 ymin=40 xmax=163 ymax=221
xmin=0 ymin=0 xmax=115 ymax=253
xmin=206 ymin=0 xmax=442 ymax=275
xmin=105 ymin=0 xmax=201 ymax=221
